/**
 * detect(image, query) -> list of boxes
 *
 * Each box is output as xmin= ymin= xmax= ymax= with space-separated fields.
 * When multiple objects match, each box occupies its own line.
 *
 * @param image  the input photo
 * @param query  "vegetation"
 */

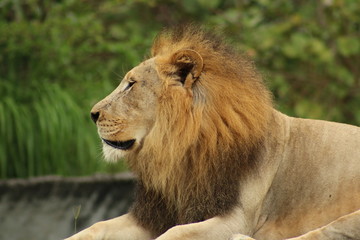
xmin=1 ymin=0 xmax=359 ymax=178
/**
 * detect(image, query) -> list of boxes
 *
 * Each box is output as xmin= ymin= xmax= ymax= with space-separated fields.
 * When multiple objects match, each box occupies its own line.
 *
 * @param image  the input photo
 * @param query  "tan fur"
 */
xmin=131 ymin=27 xmax=272 ymax=204
xmin=66 ymin=26 xmax=360 ymax=240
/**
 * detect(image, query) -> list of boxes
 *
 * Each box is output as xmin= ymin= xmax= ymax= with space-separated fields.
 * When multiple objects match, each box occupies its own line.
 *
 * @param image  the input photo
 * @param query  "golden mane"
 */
xmin=129 ymin=26 xmax=273 ymax=235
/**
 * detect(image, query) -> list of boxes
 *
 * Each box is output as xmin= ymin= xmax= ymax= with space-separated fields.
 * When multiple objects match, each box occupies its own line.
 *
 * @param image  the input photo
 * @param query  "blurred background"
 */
xmin=1 ymin=0 xmax=359 ymax=179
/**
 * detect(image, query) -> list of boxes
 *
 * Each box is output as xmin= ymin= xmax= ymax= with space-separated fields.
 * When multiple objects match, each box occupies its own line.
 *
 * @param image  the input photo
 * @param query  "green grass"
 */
xmin=0 ymin=81 xmax=126 ymax=179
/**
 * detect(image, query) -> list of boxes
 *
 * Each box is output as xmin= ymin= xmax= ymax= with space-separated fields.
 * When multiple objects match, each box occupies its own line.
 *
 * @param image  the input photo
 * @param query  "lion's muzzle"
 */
xmin=102 ymin=138 xmax=136 ymax=150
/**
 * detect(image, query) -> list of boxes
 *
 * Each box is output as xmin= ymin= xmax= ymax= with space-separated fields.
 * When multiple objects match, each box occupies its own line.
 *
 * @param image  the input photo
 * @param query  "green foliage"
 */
xmin=1 ymin=0 xmax=359 ymax=178
xmin=1 ymin=81 xmax=95 ymax=177
xmin=202 ymin=0 xmax=360 ymax=124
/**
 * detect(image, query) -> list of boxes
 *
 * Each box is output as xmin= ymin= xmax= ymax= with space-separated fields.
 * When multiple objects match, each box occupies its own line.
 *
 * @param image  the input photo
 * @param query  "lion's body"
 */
xmin=67 ymin=26 xmax=360 ymax=240
xmin=245 ymin=110 xmax=360 ymax=239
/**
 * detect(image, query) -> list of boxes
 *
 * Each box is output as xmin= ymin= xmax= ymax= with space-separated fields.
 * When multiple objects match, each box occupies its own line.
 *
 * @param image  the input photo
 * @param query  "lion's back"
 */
xmin=260 ymin=112 xmax=360 ymax=239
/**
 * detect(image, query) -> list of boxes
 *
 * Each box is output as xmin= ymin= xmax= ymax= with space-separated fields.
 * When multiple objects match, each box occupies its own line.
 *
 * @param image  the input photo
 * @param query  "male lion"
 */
xmin=66 ymin=26 xmax=360 ymax=240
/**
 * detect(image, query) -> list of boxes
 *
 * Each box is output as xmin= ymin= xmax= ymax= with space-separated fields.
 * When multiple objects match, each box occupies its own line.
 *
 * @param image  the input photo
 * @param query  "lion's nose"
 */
xmin=90 ymin=111 xmax=100 ymax=124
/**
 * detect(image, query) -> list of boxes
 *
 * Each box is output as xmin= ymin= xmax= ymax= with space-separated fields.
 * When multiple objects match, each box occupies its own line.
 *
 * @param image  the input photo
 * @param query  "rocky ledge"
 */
xmin=0 ymin=173 xmax=136 ymax=240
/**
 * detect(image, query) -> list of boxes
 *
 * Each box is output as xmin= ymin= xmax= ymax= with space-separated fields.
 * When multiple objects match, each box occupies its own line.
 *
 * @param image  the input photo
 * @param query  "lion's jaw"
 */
xmin=91 ymin=58 xmax=160 ymax=162
xmin=101 ymin=127 xmax=148 ymax=162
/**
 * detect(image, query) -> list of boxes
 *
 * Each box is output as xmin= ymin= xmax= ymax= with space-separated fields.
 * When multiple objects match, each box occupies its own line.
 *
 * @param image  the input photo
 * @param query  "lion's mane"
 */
xmin=129 ymin=26 xmax=273 ymax=235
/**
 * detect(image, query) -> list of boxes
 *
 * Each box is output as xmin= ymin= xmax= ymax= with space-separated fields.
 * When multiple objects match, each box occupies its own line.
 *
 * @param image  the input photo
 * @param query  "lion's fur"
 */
xmin=132 ymin=26 xmax=272 ymax=196
xmin=84 ymin=26 xmax=360 ymax=240
xmin=124 ymin=26 xmax=274 ymax=234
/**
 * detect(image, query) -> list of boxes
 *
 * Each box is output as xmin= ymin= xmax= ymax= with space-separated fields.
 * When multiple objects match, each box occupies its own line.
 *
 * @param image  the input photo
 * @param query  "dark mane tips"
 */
xmin=151 ymin=24 xmax=232 ymax=58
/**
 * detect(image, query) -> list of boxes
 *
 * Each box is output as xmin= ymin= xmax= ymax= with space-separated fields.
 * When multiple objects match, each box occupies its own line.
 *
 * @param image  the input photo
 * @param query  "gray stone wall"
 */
xmin=0 ymin=173 xmax=135 ymax=240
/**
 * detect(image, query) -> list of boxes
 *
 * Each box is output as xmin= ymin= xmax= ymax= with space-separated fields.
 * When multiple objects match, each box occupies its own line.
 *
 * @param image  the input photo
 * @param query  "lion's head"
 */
xmin=90 ymin=57 xmax=160 ymax=160
xmin=91 ymin=26 xmax=272 ymax=202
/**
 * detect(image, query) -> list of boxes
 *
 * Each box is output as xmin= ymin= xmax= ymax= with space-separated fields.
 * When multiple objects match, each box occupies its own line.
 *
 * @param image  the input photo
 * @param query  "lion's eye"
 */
xmin=124 ymin=81 xmax=136 ymax=91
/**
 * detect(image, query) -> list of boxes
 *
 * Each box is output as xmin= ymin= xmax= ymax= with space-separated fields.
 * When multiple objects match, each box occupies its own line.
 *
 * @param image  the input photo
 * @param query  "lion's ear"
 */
xmin=171 ymin=49 xmax=204 ymax=88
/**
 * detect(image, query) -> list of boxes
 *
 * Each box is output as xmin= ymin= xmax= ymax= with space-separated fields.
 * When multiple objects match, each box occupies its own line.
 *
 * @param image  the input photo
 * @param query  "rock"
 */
xmin=0 ymin=173 xmax=136 ymax=240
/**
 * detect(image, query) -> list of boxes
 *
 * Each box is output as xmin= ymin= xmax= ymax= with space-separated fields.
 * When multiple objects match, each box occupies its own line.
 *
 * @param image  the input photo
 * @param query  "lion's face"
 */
xmin=91 ymin=58 xmax=161 ymax=161
xmin=91 ymin=49 xmax=204 ymax=161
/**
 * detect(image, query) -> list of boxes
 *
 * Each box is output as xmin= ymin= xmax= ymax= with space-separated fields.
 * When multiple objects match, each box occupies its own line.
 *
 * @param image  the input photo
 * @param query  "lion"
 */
xmin=66 ymin=26 xmax=360 ymax=240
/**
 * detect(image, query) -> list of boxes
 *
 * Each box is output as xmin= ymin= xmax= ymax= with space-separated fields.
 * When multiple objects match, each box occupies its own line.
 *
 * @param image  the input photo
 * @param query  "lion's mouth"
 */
xmin=102 ymin=138 xmax=136 ymax=150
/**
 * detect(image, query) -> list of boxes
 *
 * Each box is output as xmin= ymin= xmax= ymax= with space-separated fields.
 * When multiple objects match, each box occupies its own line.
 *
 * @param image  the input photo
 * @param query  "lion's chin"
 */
xmin=102 ymin=144 xmax=128 ymax=162
xmin=100 ymin=128 xmax=147 ymax=162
